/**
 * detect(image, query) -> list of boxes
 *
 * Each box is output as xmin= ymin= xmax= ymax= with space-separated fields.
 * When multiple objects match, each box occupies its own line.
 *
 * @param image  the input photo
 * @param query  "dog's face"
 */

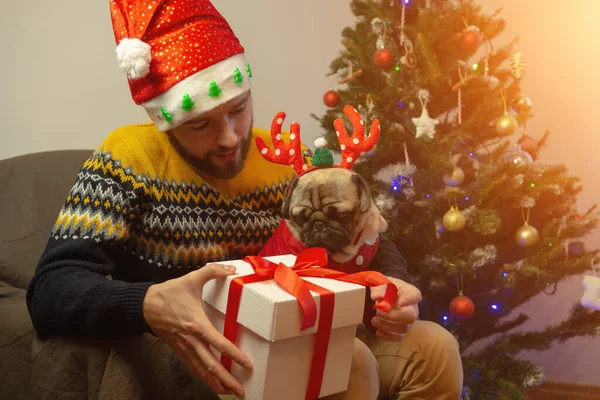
xmin=282 ymin=168 xmax=387 ymax=262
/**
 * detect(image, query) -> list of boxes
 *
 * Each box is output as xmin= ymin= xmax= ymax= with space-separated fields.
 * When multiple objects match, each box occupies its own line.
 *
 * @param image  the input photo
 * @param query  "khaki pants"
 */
xmin=30 ymin=321 xmax=462 ymax=400
xmin=325 ymin=320 xmax=463 ymax=400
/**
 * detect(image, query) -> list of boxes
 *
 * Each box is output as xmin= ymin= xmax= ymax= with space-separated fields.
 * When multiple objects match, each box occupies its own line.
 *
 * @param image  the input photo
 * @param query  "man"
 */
xmin=26 ymin=1 xmax=463 ymax=399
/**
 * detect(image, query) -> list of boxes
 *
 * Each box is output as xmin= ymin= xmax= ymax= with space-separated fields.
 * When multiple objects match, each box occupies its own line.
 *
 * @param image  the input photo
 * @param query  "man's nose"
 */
xmin=216 ymin=119 xmax=238 ymax=148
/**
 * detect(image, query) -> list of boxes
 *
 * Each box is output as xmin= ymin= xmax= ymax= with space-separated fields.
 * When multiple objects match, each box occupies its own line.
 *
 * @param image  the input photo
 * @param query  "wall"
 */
xmin=1 ymin=0 xmax=598 ymax=387
xmin=477 ymin=0 xmax=600 ymax=386
xmin=0 ymin=0 xmax=348 ymax=159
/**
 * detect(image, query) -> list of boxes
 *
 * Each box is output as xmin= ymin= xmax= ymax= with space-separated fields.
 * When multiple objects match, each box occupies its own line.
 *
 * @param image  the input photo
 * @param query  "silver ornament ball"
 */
xmin=505 ymin=150 xmax=533 ymax=168
xmin=443 ymin=167 xmax=465 ymax=187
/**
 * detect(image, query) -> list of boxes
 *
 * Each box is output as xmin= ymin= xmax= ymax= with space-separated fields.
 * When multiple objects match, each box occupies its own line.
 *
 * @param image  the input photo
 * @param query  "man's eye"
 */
xmin=190 ymin=121 xmax=209 ymax=131
xmin=230 ymin=104 xmax=247 ymax=115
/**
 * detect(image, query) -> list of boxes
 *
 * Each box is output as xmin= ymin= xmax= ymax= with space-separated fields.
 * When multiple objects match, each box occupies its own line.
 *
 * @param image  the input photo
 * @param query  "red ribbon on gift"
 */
xmin=221 ymin=248 xmax=398 ymax=400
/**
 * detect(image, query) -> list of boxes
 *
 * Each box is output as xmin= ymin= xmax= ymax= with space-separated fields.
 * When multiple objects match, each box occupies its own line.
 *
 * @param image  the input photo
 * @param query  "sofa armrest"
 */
xmin=0 ymin=281 xmax=34 ymax=399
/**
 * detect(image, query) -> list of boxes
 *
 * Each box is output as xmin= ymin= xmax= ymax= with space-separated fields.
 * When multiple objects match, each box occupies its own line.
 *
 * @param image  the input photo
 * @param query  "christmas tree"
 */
xmin=314 ymin=0 xmax=600 ymax=397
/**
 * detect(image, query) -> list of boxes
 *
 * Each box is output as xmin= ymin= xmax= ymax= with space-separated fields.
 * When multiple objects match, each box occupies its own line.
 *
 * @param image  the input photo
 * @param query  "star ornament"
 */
xmin=412 ymin=106 xmax=439 ymax=139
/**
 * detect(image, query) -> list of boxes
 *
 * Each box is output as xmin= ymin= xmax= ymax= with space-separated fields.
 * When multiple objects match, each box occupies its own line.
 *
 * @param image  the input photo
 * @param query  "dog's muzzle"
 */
xmin=301 ymin=220 xmax=351 ymax=252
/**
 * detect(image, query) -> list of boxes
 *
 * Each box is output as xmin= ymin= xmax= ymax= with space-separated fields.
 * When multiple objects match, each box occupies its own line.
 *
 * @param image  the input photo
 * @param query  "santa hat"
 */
xmin=110 ymin=0 xmax=252 ymax=131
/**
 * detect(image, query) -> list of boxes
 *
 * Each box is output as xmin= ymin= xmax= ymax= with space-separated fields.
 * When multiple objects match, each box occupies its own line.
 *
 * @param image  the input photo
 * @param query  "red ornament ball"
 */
xmin=374 ymin=48 xmax=395 ymax=70
xmin=449 ymin=295 xmax=475 ymax=320
xmin=460 ymin=27 xmax=482 ymax=53
xmin=513 ymin=96 xmax=533 ymax=115
xmin=323 ymin=90 xmax=340 ymax=108
xmin=517 ymin=134 xmax=538 ymax=157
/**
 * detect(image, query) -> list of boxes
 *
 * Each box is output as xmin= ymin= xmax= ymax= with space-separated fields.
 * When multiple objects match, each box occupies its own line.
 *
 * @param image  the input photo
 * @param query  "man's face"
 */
xmin=169 ymin=92 xmax=254 ymax=179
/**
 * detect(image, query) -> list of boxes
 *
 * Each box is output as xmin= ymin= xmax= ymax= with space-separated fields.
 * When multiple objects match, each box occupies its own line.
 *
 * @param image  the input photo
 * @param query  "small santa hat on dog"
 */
xmin=109 ymin=0 xmax=252 ymax=131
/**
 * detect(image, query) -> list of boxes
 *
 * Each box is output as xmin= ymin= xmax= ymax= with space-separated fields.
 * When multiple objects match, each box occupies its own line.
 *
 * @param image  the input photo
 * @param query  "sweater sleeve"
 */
xmin=26 ymin=144 xmax=153 ymax=338
xmin=362 ymin=238 xmax=413 ymax=334
xmin=369 ymin=237 xmax=413 ymax=284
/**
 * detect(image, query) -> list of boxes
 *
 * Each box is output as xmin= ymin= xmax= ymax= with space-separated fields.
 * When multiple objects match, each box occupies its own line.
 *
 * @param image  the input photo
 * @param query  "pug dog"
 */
xmin=281 ymin=167 xmax=387 ymax=266
xmin=257 ymin=105 xmax=386 ymax=272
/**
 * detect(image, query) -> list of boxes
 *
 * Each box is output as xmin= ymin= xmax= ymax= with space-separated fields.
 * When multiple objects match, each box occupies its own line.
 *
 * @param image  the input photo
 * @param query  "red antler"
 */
xmin=255 ymin=112 xmax=308 ymax=175
xmin=333 ymin=105 xmax=380 ymax=169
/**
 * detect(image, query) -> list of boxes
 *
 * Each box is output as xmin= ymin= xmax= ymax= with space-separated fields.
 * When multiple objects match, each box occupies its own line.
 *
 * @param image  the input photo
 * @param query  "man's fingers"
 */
xmin=370 ymin=284 xmax=387 ymax=301
xmin=174 ymin=343 xmax=228 ymax=394
xmin=195 ymin=339 xmax=246 ymax=398
xmin=395 ymin=286 xmax=422 ymax=308
xmin=195 ymin=263 xmax=237 ymax=285
xmin=376 ymin=305 xmax=418 ymax=325
xmin=371 ymin=317 xmax=409 ymax=335
xmin=198 ymin=315 xmax=253 ymax=370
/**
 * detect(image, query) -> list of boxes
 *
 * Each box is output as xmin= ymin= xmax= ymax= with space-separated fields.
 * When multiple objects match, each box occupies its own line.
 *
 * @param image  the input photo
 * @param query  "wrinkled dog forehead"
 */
xmin=292 ymin=168 xmax=360 ymax=204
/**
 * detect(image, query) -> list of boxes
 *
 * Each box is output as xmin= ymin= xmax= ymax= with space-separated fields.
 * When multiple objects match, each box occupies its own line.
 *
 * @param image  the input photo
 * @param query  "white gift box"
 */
xmin=202 ymin=254 xmax=367 ymax=400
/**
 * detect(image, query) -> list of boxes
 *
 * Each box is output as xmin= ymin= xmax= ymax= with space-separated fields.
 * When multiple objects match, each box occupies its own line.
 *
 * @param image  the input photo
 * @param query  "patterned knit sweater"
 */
xmin=26 ymin=122 xmax=410 ymax=338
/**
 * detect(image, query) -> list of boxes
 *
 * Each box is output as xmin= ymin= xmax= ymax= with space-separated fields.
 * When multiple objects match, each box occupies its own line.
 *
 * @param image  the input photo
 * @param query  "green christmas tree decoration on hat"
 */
xmin=233 ymin=67 xmax=244 ymax=84
xmin=182 ymin=93 xmax=195 ymax=111
xmin=246 ymin=63 xmax=253 ymax=78
xmin=160 ymin=107 xmax=173 ymax=122
xmin=312 ymin=137 xmax=334 ymax=167
xmin=208 ymin=80 xmax=222 ymax=98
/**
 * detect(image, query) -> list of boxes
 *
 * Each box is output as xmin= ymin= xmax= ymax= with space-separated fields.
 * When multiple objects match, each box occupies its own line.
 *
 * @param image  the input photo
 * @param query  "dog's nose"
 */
xmin=312 ymin=221 xmax=326 ymax=232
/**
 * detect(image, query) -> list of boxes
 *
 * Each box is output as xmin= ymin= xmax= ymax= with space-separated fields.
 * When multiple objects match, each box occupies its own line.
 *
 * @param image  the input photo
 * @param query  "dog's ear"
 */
xmin=282 ymin=177 xmax=300 ymax=220
xmin=352 ymin=174 xmax=371 ymax=214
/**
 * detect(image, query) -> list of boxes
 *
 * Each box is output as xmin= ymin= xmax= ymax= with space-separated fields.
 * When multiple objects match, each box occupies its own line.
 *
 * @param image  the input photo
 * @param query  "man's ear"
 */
xmin=352 ymin=174 xmax=371 ymax=214
xmin=282 ymin=177 xmax=300 ymax=220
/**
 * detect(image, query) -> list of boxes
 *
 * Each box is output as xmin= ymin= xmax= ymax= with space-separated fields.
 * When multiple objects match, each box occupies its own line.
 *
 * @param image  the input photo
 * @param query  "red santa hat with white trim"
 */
xmin=109 ymin=0 xmax=252 ymax=131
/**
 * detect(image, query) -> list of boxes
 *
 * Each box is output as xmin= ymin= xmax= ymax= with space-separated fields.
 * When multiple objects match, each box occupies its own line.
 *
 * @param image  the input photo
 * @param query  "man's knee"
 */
xmin=406 ymin=321 xmax=463 ymax=395
xmin=351 ymin=337 xmax=379 ymax=375
xmin=323 ymin=339 xmax=380 ymax=400
xmin=410 ymin=320 xmax=460 ymax=356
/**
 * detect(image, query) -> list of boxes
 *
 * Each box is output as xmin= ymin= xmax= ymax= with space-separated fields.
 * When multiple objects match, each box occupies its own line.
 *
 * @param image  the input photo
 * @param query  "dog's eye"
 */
xmin=327 ymin=208 xmax=351 ymax=220
xmin=291 ymin=210 xmax=308 ymax=225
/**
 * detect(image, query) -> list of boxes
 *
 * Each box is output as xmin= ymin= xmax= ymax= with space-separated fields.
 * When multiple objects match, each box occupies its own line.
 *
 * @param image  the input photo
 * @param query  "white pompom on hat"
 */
xmin=115 ymin=38 xmax=152 ymax=80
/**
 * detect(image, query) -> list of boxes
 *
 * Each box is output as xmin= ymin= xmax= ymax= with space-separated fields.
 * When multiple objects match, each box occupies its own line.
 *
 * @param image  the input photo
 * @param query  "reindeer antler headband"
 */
xmin=255 ymin=105 xmax=381 ymax=176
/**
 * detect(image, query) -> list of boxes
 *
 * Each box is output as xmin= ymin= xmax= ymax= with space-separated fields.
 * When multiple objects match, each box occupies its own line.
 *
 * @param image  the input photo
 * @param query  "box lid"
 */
xmin=202 ymin=254 xmax=366 ymax=342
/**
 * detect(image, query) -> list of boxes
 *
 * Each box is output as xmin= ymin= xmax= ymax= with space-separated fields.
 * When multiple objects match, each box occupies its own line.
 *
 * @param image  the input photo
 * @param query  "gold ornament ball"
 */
xmin=495 ymin=114 xmax=519 ymax=136
xmin=515 ymin=222 xmax=540 ymax=247
xmin=443 ymin=206 xmax=467 ymax=232
xmin=513 ymin=96 xmax=533 ymax=115
xmin=443 ymin=167 xmax=465 ymax=187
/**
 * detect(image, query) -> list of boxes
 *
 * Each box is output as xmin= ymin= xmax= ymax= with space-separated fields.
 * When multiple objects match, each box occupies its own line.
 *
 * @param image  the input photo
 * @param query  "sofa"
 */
xmin=1 ymin=149 xmax=247 ymax=400
xmin=0 ymin=149 xmax=94 ymax=398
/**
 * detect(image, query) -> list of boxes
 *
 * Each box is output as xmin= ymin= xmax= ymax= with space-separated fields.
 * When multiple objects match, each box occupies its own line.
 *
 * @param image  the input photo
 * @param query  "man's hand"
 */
xmin=369 ymin=278 xmax=422 ymax=342
xmin=143 ymin=263 xmax=252 ymax=398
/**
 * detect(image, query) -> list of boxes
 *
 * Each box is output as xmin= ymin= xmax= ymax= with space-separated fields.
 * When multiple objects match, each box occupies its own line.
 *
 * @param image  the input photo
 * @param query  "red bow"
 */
xmin=221 ymin=248 xmax=398 ymax=400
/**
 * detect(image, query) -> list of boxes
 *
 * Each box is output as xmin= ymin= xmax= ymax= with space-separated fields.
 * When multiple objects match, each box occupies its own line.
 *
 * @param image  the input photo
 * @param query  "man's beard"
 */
xmin=169 ymin=125 xmax=253 ymax=179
